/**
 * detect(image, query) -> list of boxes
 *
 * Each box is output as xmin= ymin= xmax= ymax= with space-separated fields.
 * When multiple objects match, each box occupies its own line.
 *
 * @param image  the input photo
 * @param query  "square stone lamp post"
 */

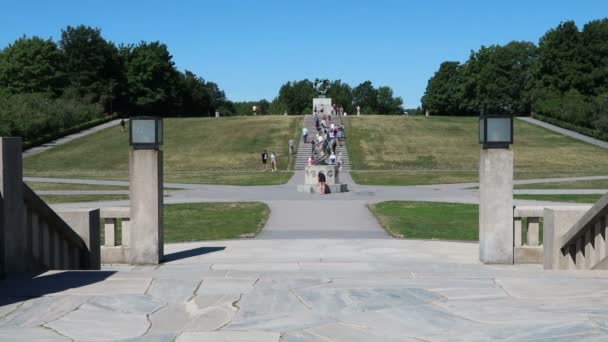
xmin=479 ymin=114 xmax=514 ymax=264
xmin=129 ymin=116 xmax=164 ymax=264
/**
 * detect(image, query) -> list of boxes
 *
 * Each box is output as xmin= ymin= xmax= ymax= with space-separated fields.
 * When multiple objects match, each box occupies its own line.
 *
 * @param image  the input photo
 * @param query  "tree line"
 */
xmin=231 ymin=79 xmax=404 ymax=116
xmin=422 ymin=19 xmax=608 ymax=135
xmin=0 ymin=25 xmax=228 ymax=141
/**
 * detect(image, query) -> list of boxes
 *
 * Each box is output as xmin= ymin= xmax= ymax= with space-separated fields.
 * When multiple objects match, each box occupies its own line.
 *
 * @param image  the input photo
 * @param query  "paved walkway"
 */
xmin=22 ymin=119 xmax=122 ymax=158
xmin=2 ymin=239 xmax=608 ymax=341
xmin=518 ymin=117 xmax=608 ymax=149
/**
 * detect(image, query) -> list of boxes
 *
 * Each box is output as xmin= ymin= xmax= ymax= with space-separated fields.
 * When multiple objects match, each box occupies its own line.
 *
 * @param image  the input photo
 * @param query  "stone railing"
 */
xmin=513 ymin=206 xmax=544 ymax=263
xmin=100 ymin=207 xmax=131 ymax=264
xmin=23 ymin=184 xmax=100 ymax=270
xmin=548 ymin=194 xmax=608 ymax=270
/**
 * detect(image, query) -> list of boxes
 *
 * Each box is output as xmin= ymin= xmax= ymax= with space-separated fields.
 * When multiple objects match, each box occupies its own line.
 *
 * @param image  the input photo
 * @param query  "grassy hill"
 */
xmin=344 ymin=116 xmax=608 ymax=185
xmin=24 ymin=116 xmax=302 ymax=185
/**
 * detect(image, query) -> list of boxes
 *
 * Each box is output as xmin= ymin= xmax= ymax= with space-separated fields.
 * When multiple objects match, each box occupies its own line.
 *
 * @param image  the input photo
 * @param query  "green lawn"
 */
xmin=514 ymin=194 xmax=603 ymax=203
xmin=101 ymin=202 xmax=270 ymax=243
xmin=24 ymin=116 xmax=301 ymax=185
xmin=164 ymin=202 xmax=269 ymax=241
xmin=345 ymin=116 xmax=608 ymax=185
xmin=515 ymin=179 xmax=608 ymax=190
xmin=368 ymin=201 xmax=479 ymax=241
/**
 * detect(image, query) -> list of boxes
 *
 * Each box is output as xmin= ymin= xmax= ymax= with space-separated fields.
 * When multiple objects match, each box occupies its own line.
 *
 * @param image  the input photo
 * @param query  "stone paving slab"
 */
xmin=2 ymin=239 xmax=608 ymax=340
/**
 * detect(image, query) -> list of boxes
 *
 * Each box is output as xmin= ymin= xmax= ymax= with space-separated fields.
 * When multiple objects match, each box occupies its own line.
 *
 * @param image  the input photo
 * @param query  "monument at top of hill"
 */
xmin=313 ymin=78 xmax=332 ymax=115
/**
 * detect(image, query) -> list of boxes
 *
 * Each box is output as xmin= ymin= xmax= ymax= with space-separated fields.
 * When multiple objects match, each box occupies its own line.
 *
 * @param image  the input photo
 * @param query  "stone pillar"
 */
xmin=479 ymin=148 xmax=513 ymax=264
xmin=0 ymin=137 xmax=27 ymax=274
xmin=129 ymin=149 xmax=163 ymax=264
xmin=215 ymin=111 xmax=220 ymax=118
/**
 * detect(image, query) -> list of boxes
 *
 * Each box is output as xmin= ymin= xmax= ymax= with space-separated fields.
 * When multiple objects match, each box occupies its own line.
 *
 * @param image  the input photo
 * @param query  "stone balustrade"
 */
xmin=24 ymin=184 xmax=100 ymax=270
xmin=100 ymin=207 xmax=131 ymax=264
xmin=551 ymin=194 xmax=608 ymax=270
xmin=1 ymin=137 xmax=99 ymax=276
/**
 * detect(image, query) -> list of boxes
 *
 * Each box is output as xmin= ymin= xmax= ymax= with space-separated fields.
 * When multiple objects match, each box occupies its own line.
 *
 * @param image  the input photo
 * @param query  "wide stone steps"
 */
xmin=294 ymin=115 xmax=351 ymax=170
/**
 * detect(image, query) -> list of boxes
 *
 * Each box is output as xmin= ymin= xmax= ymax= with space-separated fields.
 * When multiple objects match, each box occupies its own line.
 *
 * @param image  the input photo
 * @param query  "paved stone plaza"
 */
xmin=2 ymin=239 xmax=608 ymax=341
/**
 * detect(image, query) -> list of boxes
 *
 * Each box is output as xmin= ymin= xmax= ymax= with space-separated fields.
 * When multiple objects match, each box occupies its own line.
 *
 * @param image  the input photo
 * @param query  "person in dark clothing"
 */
xmin=261 ymin=150 xmax=268 ymax=170
xmin=120 ymin=118 xmax=126 ymax=133
xmin=318 ymin=172 xmax=326 ymax=195
xmin=311 ymin=139 xmax=316 ymax=153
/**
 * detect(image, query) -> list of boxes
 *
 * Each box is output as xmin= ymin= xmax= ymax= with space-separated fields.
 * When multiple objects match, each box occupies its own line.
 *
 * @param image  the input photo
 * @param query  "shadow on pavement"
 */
xmin=163 ymin=246 xmax=226 ymax=262
xmin=0 ymin=271 xmax=116 ymax=307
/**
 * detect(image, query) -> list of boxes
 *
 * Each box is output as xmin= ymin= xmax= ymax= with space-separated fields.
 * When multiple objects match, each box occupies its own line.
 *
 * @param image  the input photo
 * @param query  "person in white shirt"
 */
xmin=337 ymin=152 xmax=343 ymax=170
xmin=329 ymin=152 xmax=336 ymax=165
xmin=270 ymin=152 xmax=277 ymax=172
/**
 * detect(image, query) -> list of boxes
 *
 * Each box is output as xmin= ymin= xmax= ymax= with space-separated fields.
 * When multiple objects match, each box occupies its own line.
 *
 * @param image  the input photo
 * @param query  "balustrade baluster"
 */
xmin=584 ymin=229 xmax=594 ymax=269
xmin=514 ymin=218 xmax=522 ymax=247
xmin=42 ymin=223 xmax=51 ymax=268
xmin=121 ymin=219 xmax=130 ymax=246
xmin=527 ymin=218 xmax=540 ymax=246
xmin=53 ymin=229 xmax=61 ymax=269
xmin=104 ymin=218 xmax=117 ymax=247
xmin=575 ymin=237 xmax=585 ymax=270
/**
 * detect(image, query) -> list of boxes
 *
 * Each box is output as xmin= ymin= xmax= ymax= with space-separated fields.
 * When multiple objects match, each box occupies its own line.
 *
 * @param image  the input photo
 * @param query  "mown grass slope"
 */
xmin=24 ymin=116 xmax=301 ymax=185
xmin=345 ymin=116 xmax=608 ymax=185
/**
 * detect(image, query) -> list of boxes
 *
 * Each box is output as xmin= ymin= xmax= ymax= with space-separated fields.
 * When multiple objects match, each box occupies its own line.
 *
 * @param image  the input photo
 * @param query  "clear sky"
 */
xmin=1 ymin=0 xmax=607 ymax=106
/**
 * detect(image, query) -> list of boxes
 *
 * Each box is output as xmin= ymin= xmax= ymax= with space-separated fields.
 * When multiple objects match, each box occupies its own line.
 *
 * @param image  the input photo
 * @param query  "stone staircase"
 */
xmin=294 ymin=115 xmax=351 ymax=170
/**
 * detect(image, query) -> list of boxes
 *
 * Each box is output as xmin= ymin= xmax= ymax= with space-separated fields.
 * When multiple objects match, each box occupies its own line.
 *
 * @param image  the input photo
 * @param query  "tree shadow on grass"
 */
xmin=163 ymin=246 xmax=226 ymax=263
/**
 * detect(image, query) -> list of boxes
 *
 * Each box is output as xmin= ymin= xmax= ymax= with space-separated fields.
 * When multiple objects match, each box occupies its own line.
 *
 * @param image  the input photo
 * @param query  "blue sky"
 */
xmin=1 ymin=0 xmax=607 ymax=106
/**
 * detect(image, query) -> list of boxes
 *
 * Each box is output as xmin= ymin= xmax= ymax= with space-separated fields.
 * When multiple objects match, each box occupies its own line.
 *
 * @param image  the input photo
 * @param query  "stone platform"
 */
xmin=296 ymin=165 xmax=348 ymax=194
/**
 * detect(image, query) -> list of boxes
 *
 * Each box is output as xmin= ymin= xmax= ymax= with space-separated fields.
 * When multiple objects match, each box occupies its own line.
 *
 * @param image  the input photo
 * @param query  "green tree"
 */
xmin=352 ymin=81 xmax=378 ymax=112
xmin=122 ymin=41 xmax=181 ymax=115
xmin=421 ymin=61 xmax=466 ymax=115
xmin=0 ymin=36 xmax=64 ymax=95
xmin=376 ymin=86 xmax=404 ymax=114
xmin=327 ymin=80 xmax=353 ymax=113
xmin=59 ymin=25 xmax=123 ymax=108
xmin=464 ymin=42 xmax=537 ymax=115
xmin=277 ymin=79 xmax=315 ymax=114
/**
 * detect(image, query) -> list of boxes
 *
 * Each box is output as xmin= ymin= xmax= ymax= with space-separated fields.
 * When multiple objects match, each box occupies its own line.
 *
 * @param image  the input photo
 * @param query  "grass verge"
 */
xmin=164 ymin=202 xmax=270 ymax=241
xmin=368 ymin=201 xmax=478 ymax=241
xmin=515 ymin=179 xmax=608 ymax=190
xmin=27 ymin=182 xmax=128 ymax=191
xmin=514 ymin=194 xmax=603 ymax=203
xmin=40 ymin=195 xmax=129 ymax=204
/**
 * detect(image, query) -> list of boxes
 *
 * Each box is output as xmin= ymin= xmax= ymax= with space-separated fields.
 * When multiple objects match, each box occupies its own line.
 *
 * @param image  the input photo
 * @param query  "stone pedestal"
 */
xmin=313 ymin=98 xmax=332 ymax=115
xmin=129 ymin=149 xmax=164 ymax=264
xmin=297 ymin=165 xmax=348 ymax=194
xmin=0 ymin=138 xmax=27 ymax=274
xmin=479 ymin=148 xmax=513 ymax=264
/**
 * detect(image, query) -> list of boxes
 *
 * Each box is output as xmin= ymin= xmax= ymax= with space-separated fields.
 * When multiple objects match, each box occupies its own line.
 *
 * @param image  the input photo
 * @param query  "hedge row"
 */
xmin=533 ymin=113 xmax=608 ymax=142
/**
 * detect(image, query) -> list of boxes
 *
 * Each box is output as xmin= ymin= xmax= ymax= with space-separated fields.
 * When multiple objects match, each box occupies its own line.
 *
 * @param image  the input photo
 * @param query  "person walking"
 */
xmin=261 ymin=150 xmax=268 ymax=170
xmin=329 ymin=152 xmax=336 ymax=165
xmin=120 ymin=118 xmax=126 ymax=133
xmin=337 ymin=152 xmax=343 ymax=170
xmin=288 ymin=139 xmax=295 ymax=155
xmin=308 ymin=155 xmax=315 ymax=166
xmin=311 ymin=139 xmax=316 ymax=154
xmin=270 ymin=152 xmax=277 ymax=172
xmin=302 ymin=127 xmax=308 ymax=143
xmin=318 ymin=171 xmax=326 ymax=195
